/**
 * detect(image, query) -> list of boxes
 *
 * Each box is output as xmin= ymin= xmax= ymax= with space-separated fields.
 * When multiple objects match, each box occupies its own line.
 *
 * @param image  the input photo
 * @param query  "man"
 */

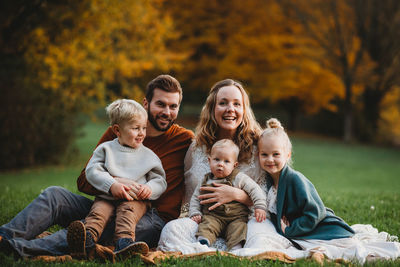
xmin=0 ymin=75 xmax=194 ymax=259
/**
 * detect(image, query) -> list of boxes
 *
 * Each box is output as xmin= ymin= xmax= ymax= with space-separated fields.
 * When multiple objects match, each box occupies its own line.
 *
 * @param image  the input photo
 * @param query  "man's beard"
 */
xmin=147 ymin=106 xmax=175 ymax=132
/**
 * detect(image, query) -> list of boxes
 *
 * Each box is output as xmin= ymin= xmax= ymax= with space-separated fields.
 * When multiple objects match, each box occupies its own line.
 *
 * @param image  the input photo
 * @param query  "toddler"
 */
xmin=258 ymin=118 xmax=354 ymax=245
xmin=189 ymin=139 xmax=267 ymax=250
xmin=67 ymin=99 xmax=167 ymax=259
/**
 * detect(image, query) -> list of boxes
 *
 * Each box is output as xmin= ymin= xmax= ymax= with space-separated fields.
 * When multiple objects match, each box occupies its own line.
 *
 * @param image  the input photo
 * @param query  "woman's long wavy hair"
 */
xmin=195 ymin=79 xmax=262 ymax=163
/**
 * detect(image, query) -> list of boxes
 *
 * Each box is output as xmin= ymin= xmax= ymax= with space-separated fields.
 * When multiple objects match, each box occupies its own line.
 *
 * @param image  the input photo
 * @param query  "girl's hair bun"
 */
xmin=266 ymin=118 xmax=283 ymax=130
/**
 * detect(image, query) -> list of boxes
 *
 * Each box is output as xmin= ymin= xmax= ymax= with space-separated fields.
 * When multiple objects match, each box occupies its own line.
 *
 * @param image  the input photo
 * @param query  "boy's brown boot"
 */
xmin=114 ymin=238 xmax=149 ymax=261
xmin=67 ymin=220 xmax=94 ymax=259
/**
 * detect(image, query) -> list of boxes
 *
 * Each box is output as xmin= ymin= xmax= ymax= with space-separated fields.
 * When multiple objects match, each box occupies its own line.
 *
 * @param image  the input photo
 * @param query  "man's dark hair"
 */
xmin=145 ymin=74 xmax=183 ymax=103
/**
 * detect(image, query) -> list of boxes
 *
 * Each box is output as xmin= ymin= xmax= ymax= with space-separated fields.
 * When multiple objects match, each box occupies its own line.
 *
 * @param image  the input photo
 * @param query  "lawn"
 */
xmin=0 ymin=120 xmax=399 ymax=266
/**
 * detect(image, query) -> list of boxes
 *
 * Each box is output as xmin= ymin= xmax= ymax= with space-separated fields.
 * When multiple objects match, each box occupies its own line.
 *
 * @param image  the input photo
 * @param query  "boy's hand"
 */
xmin=110 ymin=182 xmax=133 ymax=201
xmin=255 ymin=208 xmax=266 ymax=222
xmin=128 ymin=183 xmax=141 ymax=200
xmin=281 ymin=216 xmax=290 ymax=233
xmin=136 ymin=184 xmax=152 ymax=200
xmin=114 ymin=177 xmax=140 ymax=190
xmin=191 ymin=215 xmax=202 ymax=224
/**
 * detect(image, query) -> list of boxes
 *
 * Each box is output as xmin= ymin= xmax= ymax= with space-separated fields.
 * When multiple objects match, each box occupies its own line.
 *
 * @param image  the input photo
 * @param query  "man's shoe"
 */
xmin=0 ymin=234 xmax=20 ymax=259
xmin=114 ymin=238 xmax=149 ymax=260
xmin=0 ymin=235 xmax=8 ymax=252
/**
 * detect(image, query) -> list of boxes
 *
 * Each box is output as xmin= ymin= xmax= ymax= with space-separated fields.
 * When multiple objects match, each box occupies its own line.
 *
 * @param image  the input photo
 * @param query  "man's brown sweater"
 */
xmin=77 ymin=124 xmax=194 ymax=222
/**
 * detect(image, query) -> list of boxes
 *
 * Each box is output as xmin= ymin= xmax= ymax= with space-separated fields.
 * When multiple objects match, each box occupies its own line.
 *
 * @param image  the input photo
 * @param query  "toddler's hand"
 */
xmin=281 ymin=216 xmax=290 ymax=233
xmin=191 ymin=215 xmax=202 ymax=224
xmin=110 ymin=182 xmax=133 ymax=201
xmin=128 ymin=183 xmax=141 ymax=200
xmin=136 ymin=184 xmax=152 ymax=200
xmin=255 ymin=208 xmax=266 ymax=222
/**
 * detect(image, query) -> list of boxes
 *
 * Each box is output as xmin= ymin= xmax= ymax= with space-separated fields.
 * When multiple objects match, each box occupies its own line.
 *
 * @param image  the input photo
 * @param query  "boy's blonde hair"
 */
xmin=211 ymin=139 xmax=240 ymax=160
xmin=106 ymin=99 xmax=147 ymax=125
xmin=259 ymin=118 xmax=293 ymax=164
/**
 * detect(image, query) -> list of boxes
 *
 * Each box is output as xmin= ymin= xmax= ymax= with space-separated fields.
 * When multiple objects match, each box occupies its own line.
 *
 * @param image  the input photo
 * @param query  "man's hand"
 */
xmin=255 ymin=208 xmax=266 ymax=222
xmin=191 ymin=215 xmax=202 ymax=224
xmin=109 ymin=182 xmax=133 ymax=201
xmin=136 ymin=184 xmax=152 ymax=200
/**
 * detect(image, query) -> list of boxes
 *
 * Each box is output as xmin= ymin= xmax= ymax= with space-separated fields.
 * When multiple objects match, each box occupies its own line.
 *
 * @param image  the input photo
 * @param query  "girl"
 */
xmin=258 ymin=118 xmax=354 ymax=243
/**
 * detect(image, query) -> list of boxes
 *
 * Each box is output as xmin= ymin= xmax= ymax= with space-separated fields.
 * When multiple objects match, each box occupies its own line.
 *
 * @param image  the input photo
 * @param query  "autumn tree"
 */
xmin=165 ymin=0 xmax=345 ymax=130
xmin=352 ymin=0 xmax=400 ymax=141
xmin=164 ymin=0 xmax=243 ymax=97
xmin=0 ymin=0 xmax=180 ymax=169
xmin=278 ymin=0 xmax=378 ymax=142
xmin=213 ymin=0 xmax=345 ymax=130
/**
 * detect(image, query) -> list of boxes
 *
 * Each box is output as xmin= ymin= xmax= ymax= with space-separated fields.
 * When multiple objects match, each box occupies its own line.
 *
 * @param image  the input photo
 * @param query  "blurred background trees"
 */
xmin=0 ymin=0 xmax=180 ymax=169
xmin=1 ymin=0 xmax=399 ymax=169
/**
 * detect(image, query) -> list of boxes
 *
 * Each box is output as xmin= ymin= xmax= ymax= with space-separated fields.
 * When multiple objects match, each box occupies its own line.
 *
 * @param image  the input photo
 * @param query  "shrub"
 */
xmin=0 ymin=54 xmax=80 ymax=170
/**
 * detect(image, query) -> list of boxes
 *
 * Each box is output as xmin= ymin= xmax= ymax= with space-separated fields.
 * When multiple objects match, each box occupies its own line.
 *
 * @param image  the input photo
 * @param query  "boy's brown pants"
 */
xmin=85 ymin=197 xmax=148 ymax=242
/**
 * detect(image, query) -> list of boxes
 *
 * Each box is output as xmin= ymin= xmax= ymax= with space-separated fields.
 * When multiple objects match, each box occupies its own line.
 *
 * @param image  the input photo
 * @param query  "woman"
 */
xmin=157 ymin=79 xmax=294 ymax=254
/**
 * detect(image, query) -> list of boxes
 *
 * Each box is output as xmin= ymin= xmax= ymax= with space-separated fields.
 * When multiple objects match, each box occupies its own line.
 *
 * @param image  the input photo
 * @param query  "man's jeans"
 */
xmin=0 ymin=186 xmax=166 ymax=257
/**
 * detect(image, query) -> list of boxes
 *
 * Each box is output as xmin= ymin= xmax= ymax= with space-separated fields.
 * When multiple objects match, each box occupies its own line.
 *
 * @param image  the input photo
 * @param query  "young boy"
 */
xmin=189 ymin=139 xmax=267 ymax=251
xmin=67 ymin=99 xmax=167 ymax=259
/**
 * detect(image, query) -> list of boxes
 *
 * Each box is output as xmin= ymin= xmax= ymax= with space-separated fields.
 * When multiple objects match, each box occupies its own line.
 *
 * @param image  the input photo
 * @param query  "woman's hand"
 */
xmin=198 ymin=183 xmax=251 ymax=210
xmin=281 ymin=215 xmax=290 ymax=233
xmin=191 ymin=215 xmax=202 ymax=224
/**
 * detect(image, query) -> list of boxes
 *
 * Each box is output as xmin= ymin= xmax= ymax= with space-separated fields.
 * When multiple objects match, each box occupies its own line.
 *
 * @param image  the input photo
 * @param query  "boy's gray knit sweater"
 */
xmin=85 ymin=138 xmax=166 ymax=200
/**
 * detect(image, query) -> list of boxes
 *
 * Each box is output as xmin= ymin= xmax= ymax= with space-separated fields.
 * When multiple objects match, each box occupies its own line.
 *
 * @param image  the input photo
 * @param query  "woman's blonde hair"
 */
xmin=195 ymin=79 xmax=261 ymax=163
xmin=259 ymin=118 xmax=293 ymax=165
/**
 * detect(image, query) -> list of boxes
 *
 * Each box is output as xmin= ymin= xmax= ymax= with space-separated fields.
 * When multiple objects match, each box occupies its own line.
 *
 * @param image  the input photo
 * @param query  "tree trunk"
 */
xmin=361 ymin=87 xmax=385 ymax=141
xmin=343 ymin=78 xmax=353 ymax=143
xmin=282 ymin=97 xmax=300 ymax=131
xmin=343 ymin=109 xmax=353 ymax=143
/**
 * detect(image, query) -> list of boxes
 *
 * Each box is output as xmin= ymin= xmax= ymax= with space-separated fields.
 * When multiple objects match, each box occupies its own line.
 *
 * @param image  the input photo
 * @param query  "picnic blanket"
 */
xmin=30 ymin=247 xmax=314 ymax=264
xmin=28 ymin=224 xmax=400 ymax=264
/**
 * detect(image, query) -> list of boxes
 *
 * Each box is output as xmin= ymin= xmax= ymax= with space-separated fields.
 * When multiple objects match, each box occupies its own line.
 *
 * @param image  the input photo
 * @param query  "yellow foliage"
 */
xmin=379 ymin=86 xmax=400 ymax=145
xmin=23 ymin=0 xmax=182 ymax=111
xmin=166 ymin=0 xmax=369 ymax=115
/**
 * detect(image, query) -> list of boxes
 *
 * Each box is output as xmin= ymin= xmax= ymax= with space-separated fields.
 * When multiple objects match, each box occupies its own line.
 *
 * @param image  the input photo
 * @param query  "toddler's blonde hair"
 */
xmin=106 ymin=99 xmax=147 ymax=126
xmin=259 ymin=118 xmax=293 ymax=165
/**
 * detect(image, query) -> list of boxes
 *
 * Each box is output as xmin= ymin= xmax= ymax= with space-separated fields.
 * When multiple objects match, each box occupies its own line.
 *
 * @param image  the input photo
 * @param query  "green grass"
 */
xmin=291 ymin=136 xmax=400 ymax=237
xmin=1 ymin=121 xmax=399 ymax=266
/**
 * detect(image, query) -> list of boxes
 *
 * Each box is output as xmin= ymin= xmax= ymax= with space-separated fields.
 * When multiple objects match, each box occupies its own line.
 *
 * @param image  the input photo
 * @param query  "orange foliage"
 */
xmin=23 ymin=0 xmax=182 ymax=111
xmin=166 ymin=0 xmax=368 ymax=116
xmin=379 ymin=86 xmax=400 ymax=145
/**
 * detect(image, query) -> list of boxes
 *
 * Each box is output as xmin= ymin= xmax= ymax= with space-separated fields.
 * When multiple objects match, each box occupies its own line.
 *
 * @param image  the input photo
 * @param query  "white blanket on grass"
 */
xmin=158 ymin=218 xmax=400 ymax=264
